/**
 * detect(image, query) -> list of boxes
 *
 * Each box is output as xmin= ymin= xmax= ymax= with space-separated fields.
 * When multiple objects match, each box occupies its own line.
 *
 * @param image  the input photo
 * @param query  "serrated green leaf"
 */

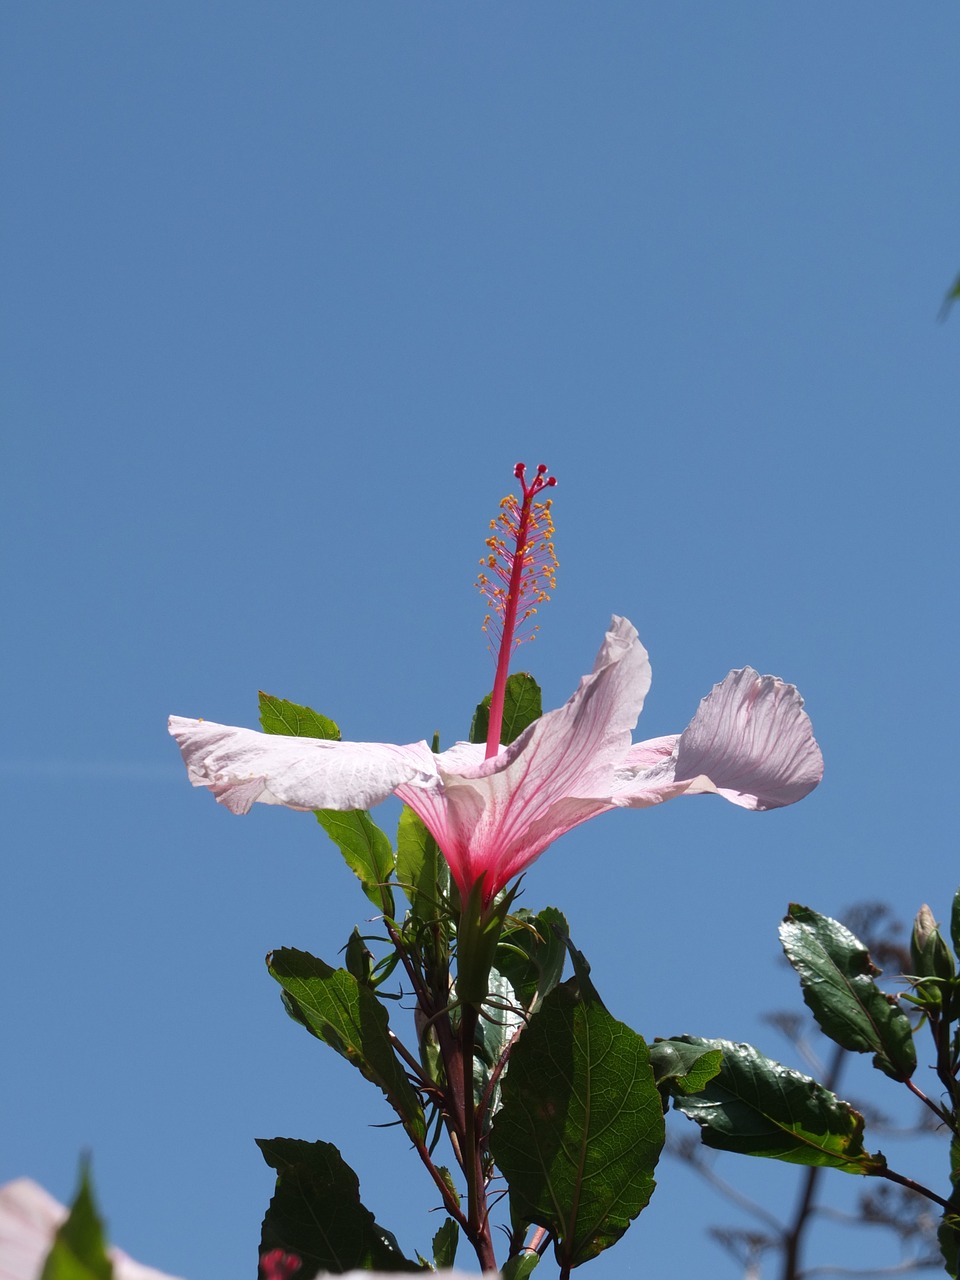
xmin=496 ymin=907 xmax=567 ymax=1015
xmin=40 ymin=1163 xmax=112 ymax=1280
xmin=431 ymin=1218 xmax=458 ymax=1270
xmin=315 ymin=809 xmax=396 ymax=917
xmin=650 ymin=1039 xmax=723 ymax=1095
xmin=257 ymin=1138 xmax=423 ymax=1275
xmin=668 ymin=1036 xmax=885 ymax=1173
xmin=267 ymin=947 xmax=425 ymax=1138
xmin=258 ymin=692 xmax=340 ymax=741
xmin=396 ymin=805 xmax=444 ymax=917
xmin=470 ymin=673 xmax=542 ymax=746
xmin=780 ymin=904 xmax=916 ymax=1080
xmin=490 ymin=970 xmax=664 ymax=1269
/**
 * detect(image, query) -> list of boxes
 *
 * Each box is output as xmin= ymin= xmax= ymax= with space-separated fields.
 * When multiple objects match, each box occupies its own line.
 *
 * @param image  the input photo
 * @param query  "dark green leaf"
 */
xmin=258 ymin=1138 xmax=423 ymax=1275
xmin=40 ymin=1163 xmax=112 ymax=1280
xmin=258 ymin=693 xmax=340 ymax=741
xmin=267 ymin=947 xmax=425 ymax=1138
xmin=470 ymin=673 xmax=542 ymax=746
xmin=501 ymin=1254 xmax=540 ymax=1279
xmin=780 ymin=904 xmax=916 ymax=1080
xmin=668 ymin=1037 xmax=885 ymax=1173
xmin=951 ymin=888 xmax=960 ymax=964
xmin=650 ymin=1039 xmax=723 ymax=1095
xmin=490 ymin=968 xmax=664 ymax=1269
xmin=344 ymin=927 xmax=374 ymax=986
xmin=431 ymin=1219 xmax=458 ymax=1270
xmin=396 ymin=805 xmax=444 ymax=917
xmin=496 ymin=908 xmax=567 ymax=1016
xmin=941 ymin=1204 xmax=960 ymax=1279
xmin=315 ymin=809 xmax=396 ymax=917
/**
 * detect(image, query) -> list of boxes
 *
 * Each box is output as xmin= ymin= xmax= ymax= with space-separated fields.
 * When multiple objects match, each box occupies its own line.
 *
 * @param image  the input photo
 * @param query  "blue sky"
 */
xmin=3 ymin=5 xmax=958 ymax=1277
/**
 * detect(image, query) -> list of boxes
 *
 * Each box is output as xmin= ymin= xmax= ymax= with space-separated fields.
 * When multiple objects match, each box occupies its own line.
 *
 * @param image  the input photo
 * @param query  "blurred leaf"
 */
xmin=396 ymin=805 xmax=443 ymax=916
xmin=490 ymin=965 xmax=664 ymax=1269
xmin=496 ymin=908 xmax=567 ymax=1015
xmin=668 ymin=1037 xmax=885 ymax=1173
xmin=940 ymin=272 xmax=960 ymax=321
xmin=650 ymin=1039 xmax=723 ymax=1095
xmin=431 ymin=1219 xmax=458 ymax=1270
xmin=470 ymin=673 xmax=542 ymax=746
xmin=315 ymin=809 xmax=396 ymax=918
xmin=780 ymin=903 xmax=916 ymax=1080
xmin=267 ymin=947 xmax=425 ymax=1138
xmin=501 ymin=1254 xmax=540 ymax=1279
xmin=258 ymin=693 xmax=340 ymax=742
xmin=258 ymin=1138 xmax=423 ymax=1275
xmin=40 ymin=1162 xmax=112 ymax=1280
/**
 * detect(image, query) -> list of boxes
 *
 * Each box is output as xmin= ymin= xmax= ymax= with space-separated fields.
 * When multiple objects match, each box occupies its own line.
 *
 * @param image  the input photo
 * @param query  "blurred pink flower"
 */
xmin=169 ymin=616 xmax=821 ymax=906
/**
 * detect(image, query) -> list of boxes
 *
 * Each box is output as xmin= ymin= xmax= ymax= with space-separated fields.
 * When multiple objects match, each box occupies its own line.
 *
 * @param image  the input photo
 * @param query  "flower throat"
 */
xmin=477 ymin=462 xmax=558 ymax=760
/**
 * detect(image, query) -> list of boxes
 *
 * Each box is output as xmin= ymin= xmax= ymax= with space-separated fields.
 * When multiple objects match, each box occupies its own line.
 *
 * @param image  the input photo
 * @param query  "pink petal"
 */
xmin=396 ymin=616 xmax=651 ymax=897
xmin=672 ymin=668 xmax=823 ymax=809
xmin=168 ymin=717 xmax=435 ymax=815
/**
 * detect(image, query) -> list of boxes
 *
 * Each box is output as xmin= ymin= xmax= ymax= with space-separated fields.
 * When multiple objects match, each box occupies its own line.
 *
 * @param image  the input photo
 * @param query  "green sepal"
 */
xmin=39 ymin=1160 xmax=113 ymax=1280
xmin=496 ymin=907 xmax=568 ymax=1015
xmin=667 ymin=1036 xmax=886 ymax=1173
xmin=650 ymin=1039 xmax=723 ymax=1097
xmin=431 ymin=1219 xmax=458 ymax=1270
xmin=780 ymin=904 xmax=916 ymax=1080
xmin=490 ymin=959 xmax=664 ymax=1269
xmin=456 ymin=880 xmax=518 ymax=1007
xmin=257 ymin=1138 xmax=424 ymax=1275
xmin=315 ymin=809 xmax=396 ymax=917
xmin=258 ymin=693 xmax=340 ymax=741
xmin=470 ymin=673 xmax=542 ymax=746
xmin=267 ymin=947 xmax=425 ymax=1138
xmin=912 ymin=904 xmax=955 ymax=984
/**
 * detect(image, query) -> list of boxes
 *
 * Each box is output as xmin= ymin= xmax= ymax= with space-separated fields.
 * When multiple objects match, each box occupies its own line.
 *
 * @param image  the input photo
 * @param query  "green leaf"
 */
xmin=258 ymin=692 xmax=340 ymax=741
xmin=257 ymin=1138 xmax=423 ymax=1275
xmin=40 ymin=1162 xmax=113 ymax=1280
xmin=496 ymin=907 xmax=568 ymax=1015
xmin=780 ymin=904 xmax=916 ymax=1080
xmin=490 ymin=967 xmax=664 ymax=1269
xmin=501 ymin=1254 xmax=540 ymax=1279
xmin=267 ymin=947 xmax=425 ymax=1138
xmin=941 ymin=1204 xmax=960 ymax=1279
xmin=650 ymin=1039 xmax=723 ymax=1095
xmin=315 ymin=809 xmax=396 ymax=917
xmin=431 ymin=1219 xmax=458 ymax=1270
xmin=396 ymin=805 xmax=444 ymax=917
xmin=668 ymin=1036 xmax=885 ymax=1173
xmin=470 ymin=673 xmax=542 ymax=746
xmin=951 ymin=888 xmax=960 ymax=964
xmin=941 ymin=272 xmax=960 ymax=321
xmin=344 ymin=927 xmax=374 ymax=986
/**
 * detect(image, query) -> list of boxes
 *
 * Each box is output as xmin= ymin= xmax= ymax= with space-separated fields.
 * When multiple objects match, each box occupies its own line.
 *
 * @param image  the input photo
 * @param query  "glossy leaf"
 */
xmin=267 ymin=947 xmax=425 ymax=1138
xmin=496 ymin=907 xmax=567 ymax=1015
xmin=39 ymin=1164 xmax=112 ymax=1280
xmin=258 ymin=693 xmax=340 ymax=742
xmin=315 ymin=809 xmax=396 ymax=917
xmin=470 ymin=673 xmax=542 ymax=746
xmin=668 ymin=1037 xmax=885 ymax=1173
xmin=649 ymin=1039 xmax=723 ymax=1095
xmin=257 ymin=1138 xmax=423 ymax=1275
xmin=780 ymin=904 xmax=916 ymax=1080
xmin=490 ymin=961 xmax=664 ymax=1269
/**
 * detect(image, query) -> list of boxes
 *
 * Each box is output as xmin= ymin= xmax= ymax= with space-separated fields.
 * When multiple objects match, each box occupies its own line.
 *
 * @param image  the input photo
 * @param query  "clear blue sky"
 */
xmin=3 ymin=5 xmax=958 ymax=1277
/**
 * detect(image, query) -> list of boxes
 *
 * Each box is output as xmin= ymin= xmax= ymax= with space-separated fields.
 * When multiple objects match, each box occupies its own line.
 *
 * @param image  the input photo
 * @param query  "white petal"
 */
xmin=168 ymin=717 xmax=435 ymax=814
xmin=673 ymin=668 xmax=823 ymax=810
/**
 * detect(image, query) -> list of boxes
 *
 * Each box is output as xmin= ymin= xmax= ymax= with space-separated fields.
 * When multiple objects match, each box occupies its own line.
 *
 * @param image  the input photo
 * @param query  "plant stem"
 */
xmin=459 ymin=1001 xmax=498 ymax=1270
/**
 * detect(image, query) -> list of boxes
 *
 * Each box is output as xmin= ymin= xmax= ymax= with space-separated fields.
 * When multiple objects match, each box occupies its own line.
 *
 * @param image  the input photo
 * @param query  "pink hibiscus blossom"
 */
xmin=168 ymin=613 xmax=821 ymax=906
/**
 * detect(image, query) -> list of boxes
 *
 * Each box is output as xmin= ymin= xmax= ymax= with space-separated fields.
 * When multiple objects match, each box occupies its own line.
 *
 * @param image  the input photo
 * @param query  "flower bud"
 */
xmin=911 ymin=904 xmax=955 ymax=981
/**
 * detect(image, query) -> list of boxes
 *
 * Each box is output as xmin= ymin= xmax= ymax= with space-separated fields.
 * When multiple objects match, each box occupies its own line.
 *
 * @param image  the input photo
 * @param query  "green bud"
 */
xmin=911 ymin=904 xmax=955 ymax=981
